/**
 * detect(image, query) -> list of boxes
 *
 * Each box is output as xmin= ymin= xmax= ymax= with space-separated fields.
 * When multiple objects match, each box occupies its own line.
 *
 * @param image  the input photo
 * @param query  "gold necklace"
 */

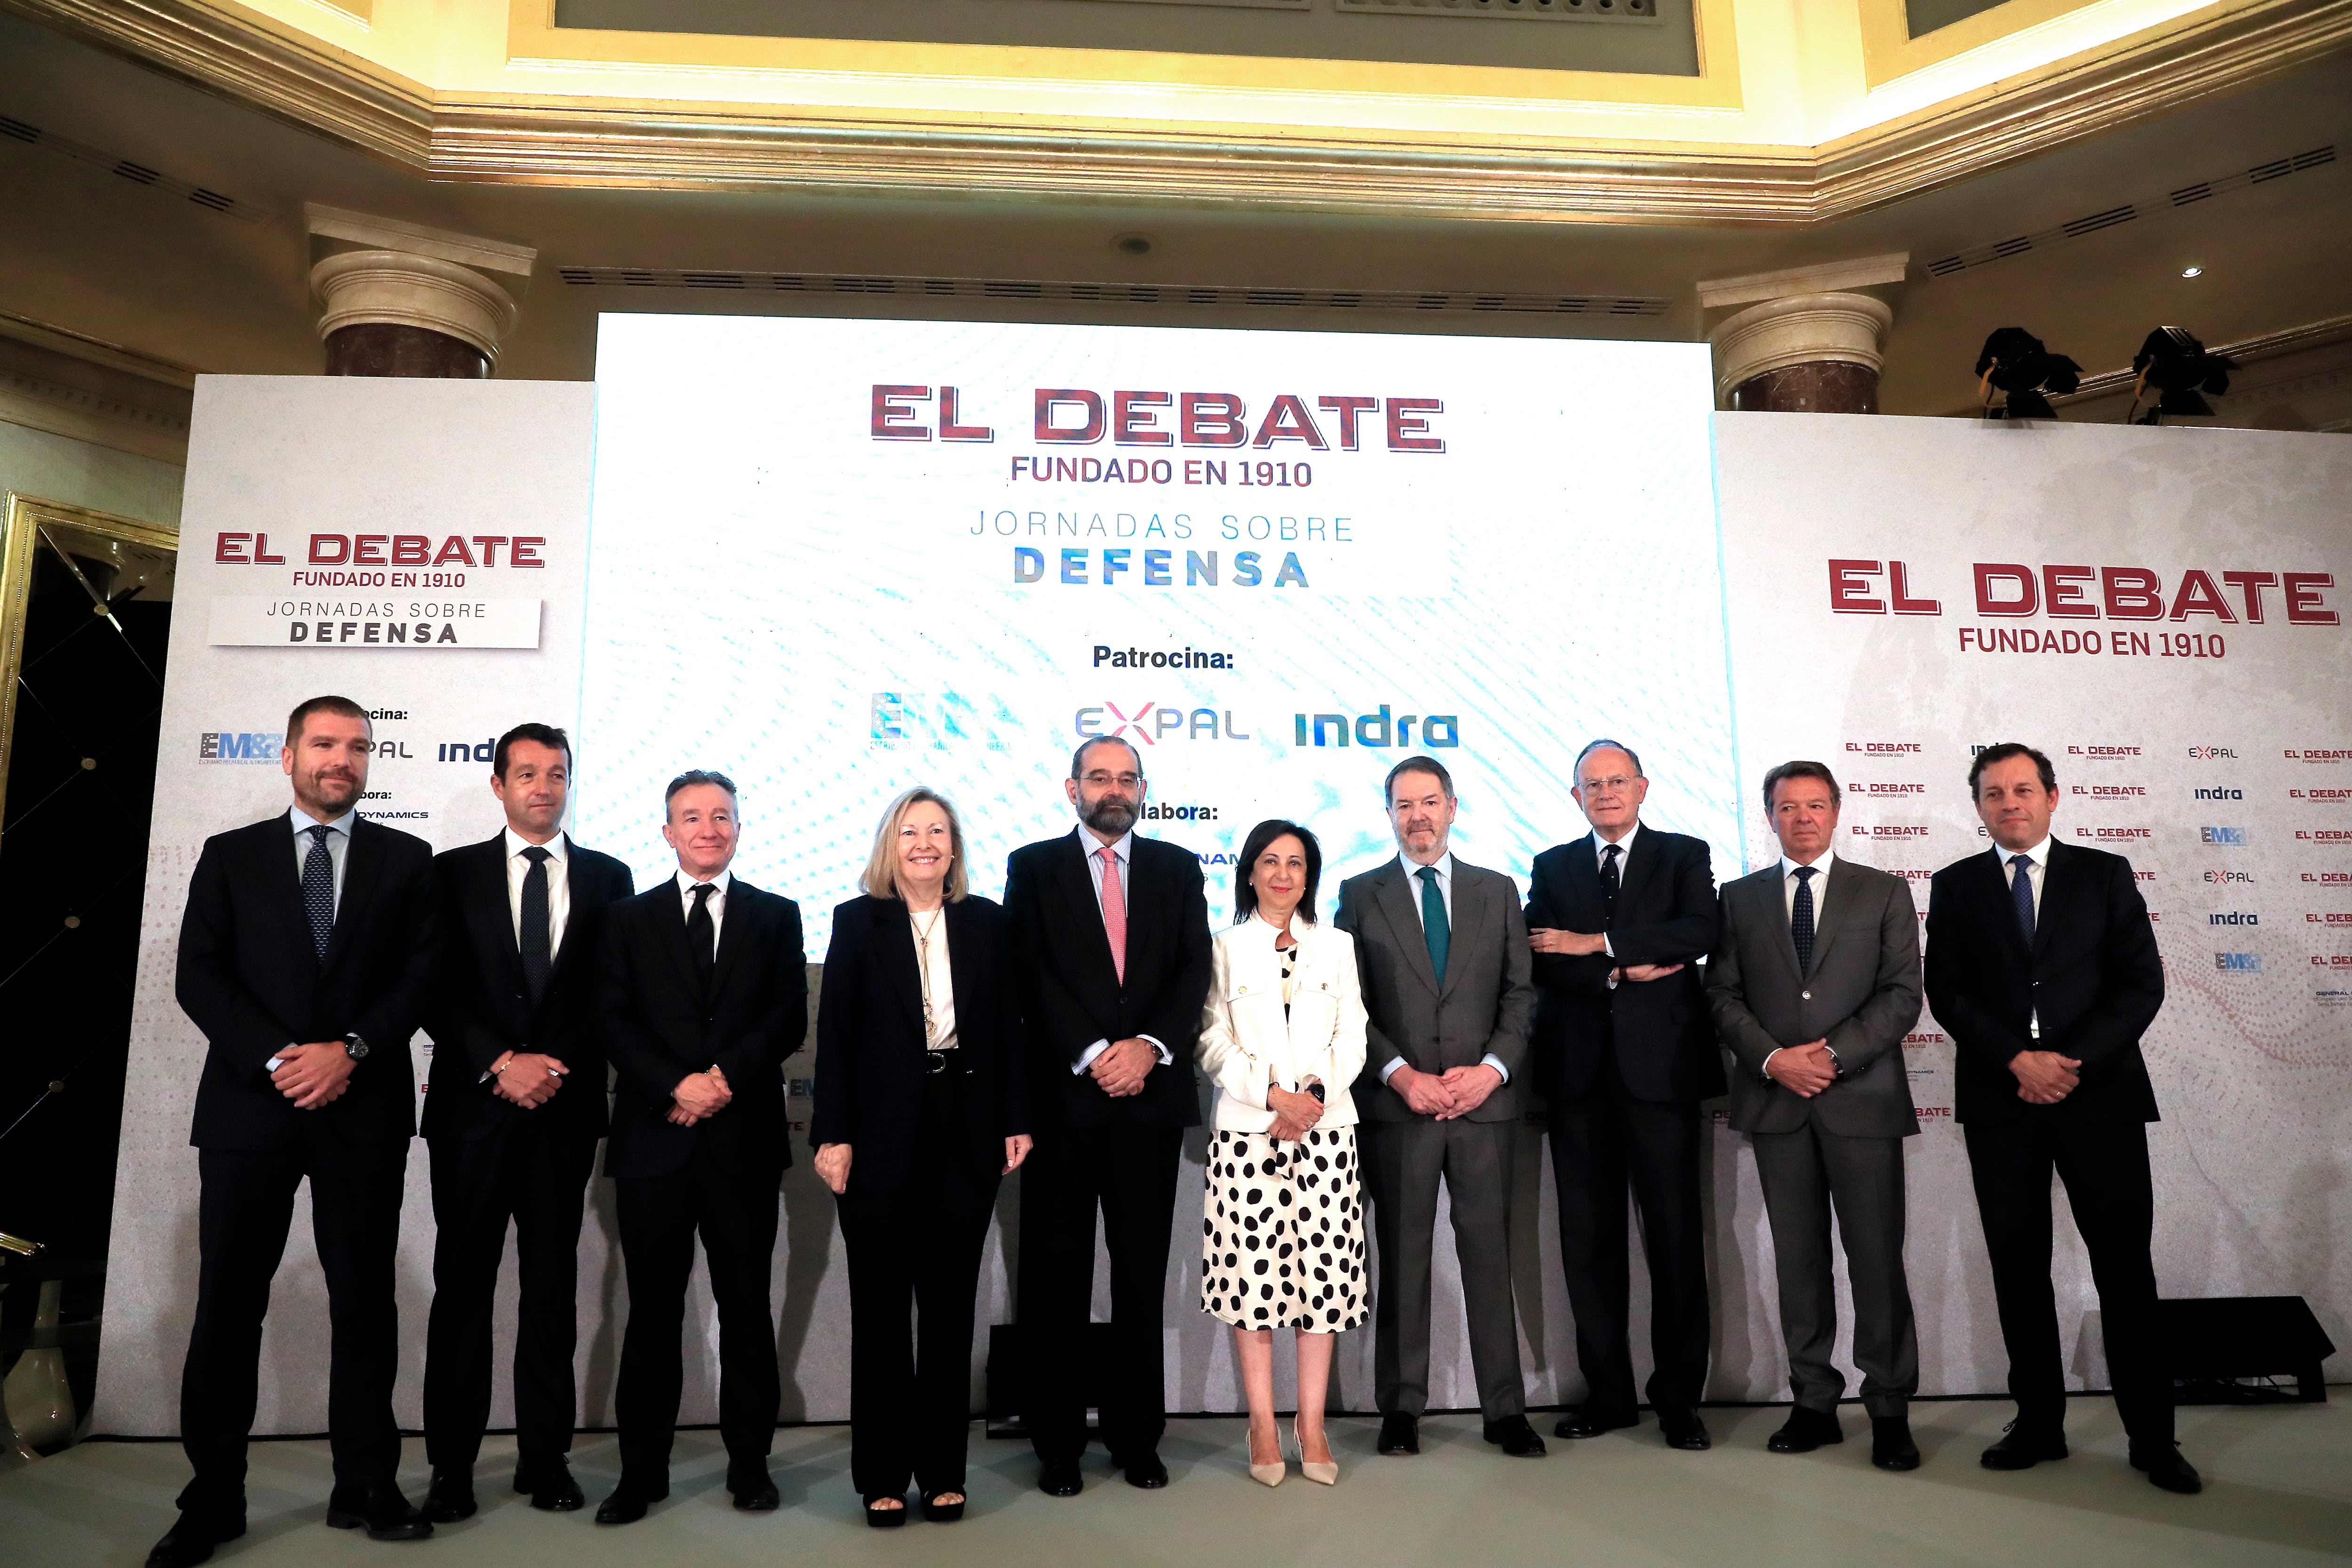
xmin=912 ymin=907 xmax=945 ymax=1044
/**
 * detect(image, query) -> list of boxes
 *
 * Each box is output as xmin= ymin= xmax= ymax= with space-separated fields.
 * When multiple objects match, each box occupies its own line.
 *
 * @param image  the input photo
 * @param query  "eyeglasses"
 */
xmin=1081 ymin=772 xmax=1143 ymax=790
xmin=1580 ymin=775 xmax=1639 ymax=793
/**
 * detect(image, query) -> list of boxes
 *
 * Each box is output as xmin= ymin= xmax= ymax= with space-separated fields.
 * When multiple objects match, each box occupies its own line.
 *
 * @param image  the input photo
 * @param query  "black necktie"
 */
xmin=1599 ymin=842 xmax=1621 ymax=929
xmin=1791 ymin=865 xmax=1818 ymax=975
xmin=2010 ymin=854 xmax=2036 ymax=943
xmin=519 ymin=845 xmax=553 ymax=1007
xmin=687 ymin=883 xmax=718 ymax=997
xmin=302 ymin=824 xmax=335 ymax=958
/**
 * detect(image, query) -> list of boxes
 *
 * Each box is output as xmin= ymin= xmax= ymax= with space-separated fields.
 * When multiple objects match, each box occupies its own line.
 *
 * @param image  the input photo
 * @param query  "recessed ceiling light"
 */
xmin=2180 ymin=265 xmax=2204 ymax=278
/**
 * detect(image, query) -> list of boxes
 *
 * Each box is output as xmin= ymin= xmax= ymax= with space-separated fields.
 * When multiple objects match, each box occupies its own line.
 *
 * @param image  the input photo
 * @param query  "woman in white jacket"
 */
xmin=1197 ymin=818 xmax=1369 ymax=1488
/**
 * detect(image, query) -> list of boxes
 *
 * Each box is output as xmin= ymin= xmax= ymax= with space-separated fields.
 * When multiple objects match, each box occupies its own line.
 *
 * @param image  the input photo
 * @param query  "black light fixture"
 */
xmin=1973 ymin=327 xmax=2082 ymax=420
xmin=2128 ymin=326 xmax=2233 ymax=424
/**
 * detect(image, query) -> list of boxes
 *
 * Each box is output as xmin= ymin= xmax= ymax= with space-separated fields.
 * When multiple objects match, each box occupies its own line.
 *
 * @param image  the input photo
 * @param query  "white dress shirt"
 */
xmin=505 ymin=828 xmax=571 ymax=955
xmin=1995 ymin=836 xmax=2051 ymax=1037
xmin=288 ymin=804 xmax=356 ymax=915
xmin=1762 ymin=848 xmax=1837 ymax=1079
xmin=674 ymin=867 xmax=732 ymax=956
xmin=1072 ymin=826 xmax=1171 ymax=1073
xmin=1592 ymin=821 xmax=1641 ymax=962
xmin=1378 ymin=847 xmax=1510 ymax=1087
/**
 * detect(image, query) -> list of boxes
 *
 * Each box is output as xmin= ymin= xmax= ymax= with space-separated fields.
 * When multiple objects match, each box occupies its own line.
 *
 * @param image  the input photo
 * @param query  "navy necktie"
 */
xmin=1416 ymin=864 xmax=1449 ymax=985
xmin=1599 ymin=842 xmax=1622 ymax=929
xmin=2010 ymin=854 xmax=2036 ymax=942
xmin=1791 ymin=864 xmax=1818 ymax=975
xmin=301 ymin=824 xmax=335 ymax=958
xmin=519 ymin=846 xmax=553 ymax=1007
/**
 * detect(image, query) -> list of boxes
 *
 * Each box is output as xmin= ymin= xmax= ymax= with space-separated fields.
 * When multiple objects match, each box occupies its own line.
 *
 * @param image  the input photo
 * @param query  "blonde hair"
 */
xmin=860 ymin=787 xmax=971 ymax=903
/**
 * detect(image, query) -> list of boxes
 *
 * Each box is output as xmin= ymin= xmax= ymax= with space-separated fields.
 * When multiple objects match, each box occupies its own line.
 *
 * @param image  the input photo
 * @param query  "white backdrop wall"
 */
xmin=95 ymin=384 xmax=2351 ymax=1441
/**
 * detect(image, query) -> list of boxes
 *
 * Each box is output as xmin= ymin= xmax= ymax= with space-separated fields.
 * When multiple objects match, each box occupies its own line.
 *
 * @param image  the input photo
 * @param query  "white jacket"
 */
xmin=1196 ymin=915 xmax=1368 ymax=1133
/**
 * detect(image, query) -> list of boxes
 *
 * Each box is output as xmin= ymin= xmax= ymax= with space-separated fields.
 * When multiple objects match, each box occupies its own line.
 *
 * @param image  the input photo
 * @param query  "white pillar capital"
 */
xmin=1707 ymin=292 xmax=1894 ymax=403
xmin=309 ymin=250 xmax=521 ymax=362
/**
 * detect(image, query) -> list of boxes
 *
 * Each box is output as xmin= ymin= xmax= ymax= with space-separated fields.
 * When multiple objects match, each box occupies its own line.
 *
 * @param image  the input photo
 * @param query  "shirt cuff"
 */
xmin=1073 ymin=1039 xmax=1110 ymax=1075
xmin=1760 ymin=1046 xmax=1781 ymax=1082
xmin=1479 ymin=1053 xmax=1510 ymax=1086
xmin=1602 ymin=933 xmax=1615 ymax=958
xmin=1378 ymin=1056 xmax=1406 ymax=1084
xmin=1138 ymin=1034 xmax=1173 ymax=1066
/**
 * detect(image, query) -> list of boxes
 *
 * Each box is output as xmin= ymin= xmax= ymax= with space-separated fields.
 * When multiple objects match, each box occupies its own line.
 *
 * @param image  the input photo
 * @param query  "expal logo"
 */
xmin=199 ymin=730 xmax=281 ymax=764
xmin=1077 ymin=701 xmax=1252 ymax=744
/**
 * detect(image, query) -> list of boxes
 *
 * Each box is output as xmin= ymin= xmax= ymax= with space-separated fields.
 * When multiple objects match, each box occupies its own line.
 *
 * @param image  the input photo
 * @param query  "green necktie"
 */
xmin=1417 ymin=864 xmax=1449 ymax=985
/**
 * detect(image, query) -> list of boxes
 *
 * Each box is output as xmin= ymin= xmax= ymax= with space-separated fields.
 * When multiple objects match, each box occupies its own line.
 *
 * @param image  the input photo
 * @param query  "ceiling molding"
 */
xmin=6 ymin=0 xmax=2351 ymax=225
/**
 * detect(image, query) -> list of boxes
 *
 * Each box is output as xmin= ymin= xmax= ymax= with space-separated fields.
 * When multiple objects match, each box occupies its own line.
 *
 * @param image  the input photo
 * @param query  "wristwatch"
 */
xmin=342 ymin=1033 xmax=371 ymax=1062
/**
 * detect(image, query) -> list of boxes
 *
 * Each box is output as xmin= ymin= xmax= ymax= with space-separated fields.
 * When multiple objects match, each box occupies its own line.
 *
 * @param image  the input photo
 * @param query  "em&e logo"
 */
xmin=2214 ymin=952 xmax=2263 ymax=972
xmin=199 ymin=730 xmax=280 ymax=764
xmin=2201 ymin=826 xmax=2248 ymax=845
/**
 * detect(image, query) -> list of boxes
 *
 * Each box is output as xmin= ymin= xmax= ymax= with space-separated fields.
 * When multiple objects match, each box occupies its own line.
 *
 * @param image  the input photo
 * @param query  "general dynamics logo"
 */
xmin=199 ymin=730 xmax=280 ymax=763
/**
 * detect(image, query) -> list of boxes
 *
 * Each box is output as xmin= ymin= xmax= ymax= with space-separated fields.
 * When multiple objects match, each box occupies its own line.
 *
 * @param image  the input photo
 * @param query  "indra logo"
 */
xmin=2193 ymin=787 xmax=2243 ymax=800
xmin=1294 ymin=704 xmax=1458 ymax=749
xmin=2207 ymin=911 xmax=2259 ymax=926
xmin=2187 ymin=746 xmax=2238 ymax=760
xmin=2201 ymin=826 xmax=2248 ymax=845
xmin=1076 ymin=701 xmax=1252 ymax=744
xmin=199 ymin=730 xmax=280 ymax=764
xmin=2214 ymin=952 xmax=2263 ymax=972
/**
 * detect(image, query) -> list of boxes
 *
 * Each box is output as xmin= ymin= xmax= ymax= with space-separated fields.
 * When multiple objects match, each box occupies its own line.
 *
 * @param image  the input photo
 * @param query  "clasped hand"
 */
xmin=271 ymin=1041 xmax=355 ymax=1110
xmin=1765 ymin=1040 xmax=1836 ymax=1098
xmin=1089 ymin=1037 xmax=1157 ymax=1098
xmin=668 ymin=1064 xmax=732 ymax=1125
xmin=490 ymin=1051 xmax=569 ymax=1108
xmin=1391 ymin=1062 xmax=1502 ymax=1121
xmin=1529 ymin=926 xmax=1607 ymax=957
xmin=1265 ymin=1082 xmax=1325 ymax=1143
xmin=2010 ymin=1049 xmax=2082 ymax=1105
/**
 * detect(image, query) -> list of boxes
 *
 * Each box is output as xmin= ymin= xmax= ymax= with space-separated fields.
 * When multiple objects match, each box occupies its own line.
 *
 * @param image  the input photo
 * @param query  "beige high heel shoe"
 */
xmin=1249 ymin=1419 xmax=1287 ymax=1487
xmin=1295 ymin=1417 xmax=1337 ymax=1485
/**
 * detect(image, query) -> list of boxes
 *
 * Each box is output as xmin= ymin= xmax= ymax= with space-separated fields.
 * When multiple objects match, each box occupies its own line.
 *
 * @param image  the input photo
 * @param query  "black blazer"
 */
xmin=1925 ymin=841 xmax=2163 ymax=1126
xmin=1003 ymin=829 xmax=1213 ymax=1130
xmin=595 ymin=875 xmax=808 ymax=1182
xmin=1526 ymin=826 xmax=1725 ymax=1105
xmin=175 ymin=812 xmax=439 ymax=1150
xmin=810 ymin=894 xmax=1031 ymax=1194
xmin=422 ymin=832 xmax=635 ymax=1143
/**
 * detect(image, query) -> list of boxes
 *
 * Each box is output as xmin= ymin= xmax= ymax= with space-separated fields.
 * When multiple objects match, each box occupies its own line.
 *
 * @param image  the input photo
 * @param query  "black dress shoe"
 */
xmin=1870 ymin=1417 xmax=1921 ymax=1472
xmin=514 ymin=1457 xmax=585 ymax=1512
xmin=593 ymin=1478 xmax=669 ymax=1526
xmin=1037 ymin=1460 xmax=1083 ymax=1497
xmin=1482 ymin=1415 xmax=1547 ymax=1457
xmin=1979 ymin=1422 xmax=2068 ymax=1471
xmin=1124 ymin=1452 xmax=1170 ymax=1489
xmin=325 ymin=1484 xmax=434 ymax=1541
xmin=2131 ymin=1442 xmax=2203 ymax=1495
xmin=1656 ymin=1407 xmax=1712 ymax=1451
xmin=1553 ymin=1405 xmax=1637 ymax=1440
xmin=421 ymin=1468 xmax=477 ymax=1523
xmin=1376 ymin=1413 xmax=1420 ymax=1456
xmin=1767 ymin=1406 xmax=1844 ymax=1454
xmin=146 ymin=1512 xmax=244 ymax=1568
xmin=729 ymin=1465 xmax=780 ymax=1512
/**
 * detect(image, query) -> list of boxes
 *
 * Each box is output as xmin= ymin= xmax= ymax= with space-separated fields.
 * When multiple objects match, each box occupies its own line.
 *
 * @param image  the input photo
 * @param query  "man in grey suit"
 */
xmin=1336 ymin=754 xmax=1543 ymax=1460
xmin=1706 ymin=759 xmax=1924 ymax=1472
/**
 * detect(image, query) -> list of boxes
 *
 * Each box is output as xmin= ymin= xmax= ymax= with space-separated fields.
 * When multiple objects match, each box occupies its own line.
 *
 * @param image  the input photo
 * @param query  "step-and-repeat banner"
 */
xmin=96 ymin=343 xmax=2349 ymax=1440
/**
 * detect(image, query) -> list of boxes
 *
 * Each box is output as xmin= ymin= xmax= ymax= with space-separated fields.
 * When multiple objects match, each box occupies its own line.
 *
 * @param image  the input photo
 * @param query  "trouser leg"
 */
xmin=1096 ymin=1123 xmax=1181 ymax=1461
xmin=838 ymin=1183 xmax=917 ymax=1500
xmin=1619 ymin=1093 xmax=1710 ymax=1409
xmin=1441 ymin=1119 xmax=1526 ymax=1422
xmin=2056 ymin=1121 xmax=2169 ymax=1446
xmin=612 ymin=1170 xmax=696 ymax=1481
xmin=1017 ymin=1127 xmax=1101 ymax=1465
xmin=1818 ymin=1127 xmax=1917 ymax=1419
xmin=1752 ymin=1123 xmax=1842 ymax=1413
xmin=1547 ymin=1092 xmax=1635 ymax=1412
xmin=422 ymin=1131 xmax=514 ymax=1473
xmin=509 ymin=1124 xmax=596 ymax=1462
xmin=1964 ymin=1120 xmax=2066 ymax=1427
xmin=914 ymin=1154 xmax=998 ymax=1496
xmin=1360 ymin=1120 xmax=1442 ymax=1417
xmin=307 ymin=1132 xmax=409 ymax=1495
xmin=178 ymin=1146 xmax=302 ymax=1520
xmin=694 ymin=1152 xmax=781 ymax=1468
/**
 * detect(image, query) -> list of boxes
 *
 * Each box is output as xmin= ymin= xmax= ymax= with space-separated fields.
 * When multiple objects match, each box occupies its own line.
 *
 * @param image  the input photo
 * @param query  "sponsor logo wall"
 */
xmin=1717 ymin=413 xmax=2352 ymax=1399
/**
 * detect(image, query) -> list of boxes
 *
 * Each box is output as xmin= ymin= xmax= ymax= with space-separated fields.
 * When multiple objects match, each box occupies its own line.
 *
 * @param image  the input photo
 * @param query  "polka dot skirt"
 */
xmin=1200 ymin=1125 xmax=1368 ymax=1332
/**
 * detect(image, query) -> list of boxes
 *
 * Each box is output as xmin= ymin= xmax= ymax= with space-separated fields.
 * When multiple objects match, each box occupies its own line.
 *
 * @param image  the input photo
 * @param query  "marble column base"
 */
xmin=1730 ymin=360 xmax=1880 ymax=414
xmin=324 ymin=324 xmax=489 ymax=379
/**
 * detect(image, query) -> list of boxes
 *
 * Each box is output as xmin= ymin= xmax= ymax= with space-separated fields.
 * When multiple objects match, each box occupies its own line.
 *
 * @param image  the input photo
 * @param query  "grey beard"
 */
xmin=1081 ymin=797 xmax=1138 ymax=836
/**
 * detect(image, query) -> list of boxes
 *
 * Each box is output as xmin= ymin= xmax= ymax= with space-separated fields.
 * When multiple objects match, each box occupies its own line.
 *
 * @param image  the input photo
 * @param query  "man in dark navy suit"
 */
xmin=419 ymin=724 xmax=633 ymax=1520
xmin=592 ymin=770 xmax=806 ymax=1525
xmin=1926 ymin=742 xmax=2196 ymax=1495
xmin=154 ymin=695 xmax=440 ymax=1568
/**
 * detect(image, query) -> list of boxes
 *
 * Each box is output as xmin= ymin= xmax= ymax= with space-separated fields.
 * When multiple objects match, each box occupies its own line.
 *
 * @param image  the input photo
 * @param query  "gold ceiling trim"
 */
xmin=8 ymin=0 xmax=2350 ymax=225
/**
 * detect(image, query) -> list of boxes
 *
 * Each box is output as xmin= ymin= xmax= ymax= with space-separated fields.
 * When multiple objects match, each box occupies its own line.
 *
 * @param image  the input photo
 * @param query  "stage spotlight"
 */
xmin=2128 ymin=326 xmax=2234 ymax=424
xmin=1973 ymin=326 xmax=2082 ymax=420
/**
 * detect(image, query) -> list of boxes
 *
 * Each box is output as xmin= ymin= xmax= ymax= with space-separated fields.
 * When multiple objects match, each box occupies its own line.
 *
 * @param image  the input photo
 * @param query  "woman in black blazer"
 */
xmin=813 ymin=787 xmax=1033 ymax=1526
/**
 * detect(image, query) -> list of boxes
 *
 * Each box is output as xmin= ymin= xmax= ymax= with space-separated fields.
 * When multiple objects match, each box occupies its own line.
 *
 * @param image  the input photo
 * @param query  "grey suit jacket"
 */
xmin=1706 ymin=857 xmax=1922 ymax=1138
xmin=1335 ymin=856 xmax=1535 ymax=1124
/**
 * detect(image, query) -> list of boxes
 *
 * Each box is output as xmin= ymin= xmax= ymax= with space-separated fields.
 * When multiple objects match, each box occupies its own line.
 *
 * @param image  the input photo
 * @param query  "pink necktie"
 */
xmin=1099 ymin=845 xmax=1128 ymax=985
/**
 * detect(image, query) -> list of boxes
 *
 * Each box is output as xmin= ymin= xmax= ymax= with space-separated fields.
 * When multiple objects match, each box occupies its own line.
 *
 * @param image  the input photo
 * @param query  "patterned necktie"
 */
xmin=1600 ymin=842 xmax=1622 ymax=929
xmin=1416 ymin=864 xmax=1449 ymax=985
xmin=1791 ymin=864 xmax=1818 ymax=975
xmin=519 ymin=845 xmax=553 ymax=1007
xmin=2010 ymin=854 xmax=2036 ymax=942
xmin=1099 ymin=845 xmax=1128 ymax=986
xmin=687 ymin=882 xmax=718 ymax=996
xmin=301 ymin=823 xmax=335 ymax=958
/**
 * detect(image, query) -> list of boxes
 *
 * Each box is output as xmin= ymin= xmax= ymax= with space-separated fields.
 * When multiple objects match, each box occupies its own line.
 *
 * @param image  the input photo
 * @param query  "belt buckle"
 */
xmin=923 ymin=1051 xmax=949 ymax=1075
